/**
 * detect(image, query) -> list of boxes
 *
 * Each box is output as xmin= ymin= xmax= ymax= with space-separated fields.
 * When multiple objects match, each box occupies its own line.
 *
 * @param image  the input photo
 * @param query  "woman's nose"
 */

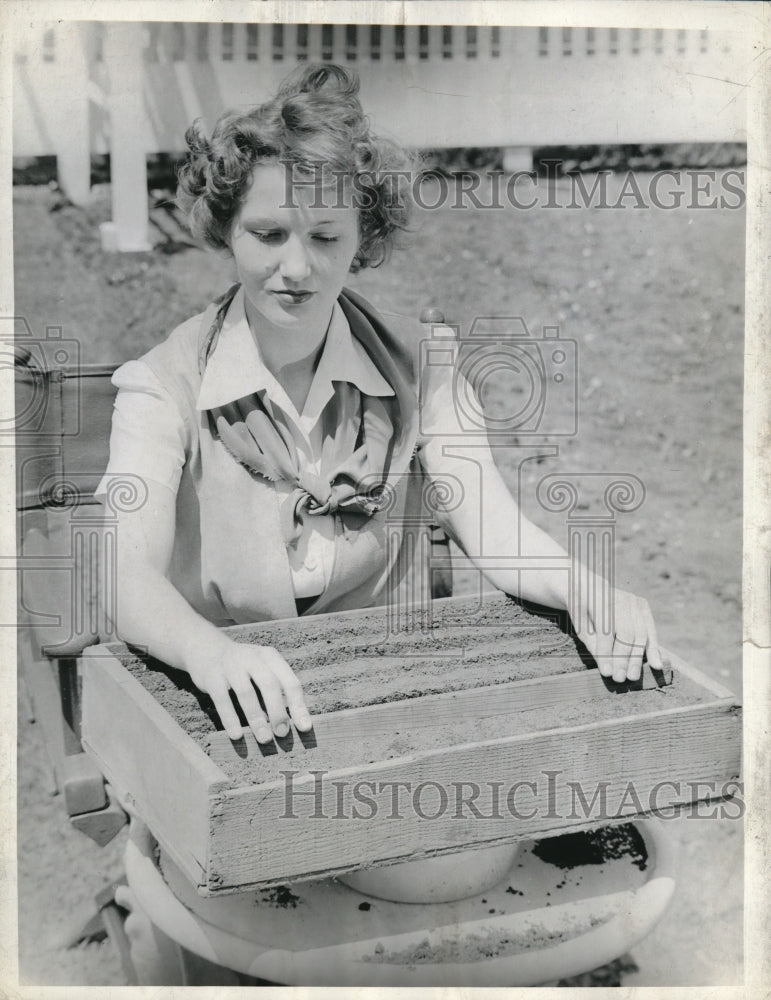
xmin=279 ymin=235 xmax=312 ymax=283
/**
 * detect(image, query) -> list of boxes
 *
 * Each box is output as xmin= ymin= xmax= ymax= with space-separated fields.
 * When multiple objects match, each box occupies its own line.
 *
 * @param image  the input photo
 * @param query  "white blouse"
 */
xmin=195 ymin=287 xmax=395 ymax=599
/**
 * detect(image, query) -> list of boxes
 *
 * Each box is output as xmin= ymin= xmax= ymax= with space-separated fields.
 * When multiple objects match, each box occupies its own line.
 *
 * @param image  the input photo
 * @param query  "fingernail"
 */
xmin=256 ymin=728 xmax=273 ymax=743
xmin=297 ymin=714 xmax=312 ymax=730
xmin=275 ymin=723 xmax=289 ymax=738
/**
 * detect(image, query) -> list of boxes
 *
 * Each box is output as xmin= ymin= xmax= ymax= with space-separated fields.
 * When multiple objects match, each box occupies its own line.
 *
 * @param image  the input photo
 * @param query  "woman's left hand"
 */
xmin=570 ymin=582 xmax=664 ymax=683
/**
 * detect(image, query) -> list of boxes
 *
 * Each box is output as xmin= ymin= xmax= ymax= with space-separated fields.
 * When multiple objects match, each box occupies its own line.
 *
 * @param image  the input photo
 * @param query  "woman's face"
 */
xmin=228 ymin=162 xmax=359 ymax=340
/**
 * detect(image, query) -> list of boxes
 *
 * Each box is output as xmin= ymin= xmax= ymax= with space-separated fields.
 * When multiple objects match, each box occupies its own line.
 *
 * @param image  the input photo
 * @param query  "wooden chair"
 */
xmin=15 ymin=342 xmax=128 ymax=844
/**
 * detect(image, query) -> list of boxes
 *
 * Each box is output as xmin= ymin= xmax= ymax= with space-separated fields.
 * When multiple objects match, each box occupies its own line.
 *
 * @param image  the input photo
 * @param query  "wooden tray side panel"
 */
xmin=81 ymin=645 xmax=228 ymax=887
xmin=222 ymin=592 xmax=503 ymax=637
xmin=205 ymin=665 xmax=676 ymax=776
xmin=207 ymin=699 xmax=741 ymax=892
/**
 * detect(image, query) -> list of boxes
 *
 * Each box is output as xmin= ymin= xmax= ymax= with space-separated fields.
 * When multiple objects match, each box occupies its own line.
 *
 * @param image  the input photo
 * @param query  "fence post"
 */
xmin=503 ymin=147 xmax=534 ymax=173
xmin=52 ymin=23 xmax=91 ymax=206
xmin=102 ymin=22 xmax=151 ymax=252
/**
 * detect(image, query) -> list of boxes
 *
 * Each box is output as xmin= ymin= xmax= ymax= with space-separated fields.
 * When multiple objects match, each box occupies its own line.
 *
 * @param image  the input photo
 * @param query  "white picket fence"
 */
xmin=13 ymin=21 xmax=749 ymax=250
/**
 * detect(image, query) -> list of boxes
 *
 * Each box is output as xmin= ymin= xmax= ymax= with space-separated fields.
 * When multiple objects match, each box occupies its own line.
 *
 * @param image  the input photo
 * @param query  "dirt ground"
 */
xmin=12 ymin=170 xmax=745 ymax=986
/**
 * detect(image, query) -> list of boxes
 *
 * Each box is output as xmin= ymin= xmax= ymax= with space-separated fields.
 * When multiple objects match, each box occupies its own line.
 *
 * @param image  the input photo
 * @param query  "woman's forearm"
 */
xmin=100 ymin=481 xmax=232 ymax=676
xmin=426 ymin=451 xmax=571 ymax=610
xmin=108 ymin=554 xmax=232 ymax=675
xmin=106 ymin=551 xmax=311 ymax=742
xmin=478 ymin=505 xmax=571 ymax=610
xmin=98 ymin=484 xmax=311 ymax=741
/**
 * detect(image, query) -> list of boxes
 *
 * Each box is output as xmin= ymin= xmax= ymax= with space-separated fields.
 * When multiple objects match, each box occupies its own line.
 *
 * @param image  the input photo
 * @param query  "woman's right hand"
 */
xmin=186 ymin=639 xmax=312 ymax=743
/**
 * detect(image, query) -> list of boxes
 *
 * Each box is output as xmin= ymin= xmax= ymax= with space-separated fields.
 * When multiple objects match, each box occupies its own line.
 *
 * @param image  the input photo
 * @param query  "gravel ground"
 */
xmin=13 ymin=170 xmax=745 ymax=986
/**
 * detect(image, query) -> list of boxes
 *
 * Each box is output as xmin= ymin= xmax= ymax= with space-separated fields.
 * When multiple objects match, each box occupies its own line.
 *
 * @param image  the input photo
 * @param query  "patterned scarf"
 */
xmin=198 ymin=284 xmax=417 ymax=545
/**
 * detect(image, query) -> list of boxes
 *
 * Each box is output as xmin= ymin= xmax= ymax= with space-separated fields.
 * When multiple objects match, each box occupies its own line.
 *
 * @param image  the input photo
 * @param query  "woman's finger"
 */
xmin=610 ymin=636 xmax=626 ymax=682
xmin=624 ymin=633 xmax=645 ymax=683
xmin=612 ymin=633 xmax=644 ymax=683
xmin=626 ymin=599 xmax=649 ymax=682
xmin=642 ymin=600 xmax=665 ymax=670
xmin=262 ymin=648 xmax=313 ymax=731
xmin=244 ymin=662 xmax=291 ymax=738
xmin=230 ymin=677 xmax=273 ymax=743
xmin=609 ymin=591 xmax=640 ymax=681
xmin=577 ymin=625 xmax=613 ymax=678
xmin=609 ymin=635 xmax=632 ymax=682
xmin=208 ymin=680 xmax=244 ymax=741
xmin=592 ymin=618 xmax=615 ymax=678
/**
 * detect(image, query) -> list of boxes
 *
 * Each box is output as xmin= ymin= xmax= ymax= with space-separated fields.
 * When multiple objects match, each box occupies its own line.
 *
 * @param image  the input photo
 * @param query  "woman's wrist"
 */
xmin=179 ymin=626 xmax=233 ymax=677
xmin=544 ymin=573 xmax=570 ymax=613
xmin=506 ymin=567 xmax=569 ymax=613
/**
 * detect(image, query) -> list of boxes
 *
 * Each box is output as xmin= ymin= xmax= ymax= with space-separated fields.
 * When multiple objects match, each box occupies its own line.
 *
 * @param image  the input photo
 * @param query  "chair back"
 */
xmin=16 ymin=354 xmax=119 ymax=656
xmin=15 ymin=353 xmax=118 ymax=512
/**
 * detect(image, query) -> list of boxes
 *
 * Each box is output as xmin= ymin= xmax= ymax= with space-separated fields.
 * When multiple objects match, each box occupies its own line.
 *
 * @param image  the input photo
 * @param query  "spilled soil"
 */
xmin=363 ymin=913 xmax=610 ymax=964
xmin=531 ymin=824 xmax=648 ymax=872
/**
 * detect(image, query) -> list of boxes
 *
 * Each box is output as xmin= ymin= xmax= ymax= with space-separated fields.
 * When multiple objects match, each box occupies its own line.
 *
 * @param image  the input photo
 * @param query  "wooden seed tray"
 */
xmin=81 ymin=593 xmax=741 ymax=896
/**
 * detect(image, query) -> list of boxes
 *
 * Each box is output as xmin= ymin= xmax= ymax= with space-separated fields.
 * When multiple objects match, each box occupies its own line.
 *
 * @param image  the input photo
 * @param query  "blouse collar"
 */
xmin=196 ymin=286 xmax=394 ymax=417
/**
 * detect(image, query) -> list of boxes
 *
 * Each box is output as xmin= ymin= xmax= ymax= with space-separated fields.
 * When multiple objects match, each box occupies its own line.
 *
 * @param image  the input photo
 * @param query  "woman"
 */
xmin=99 ymin=64 xmax=662 ymax=747
xmin=99 ymin=61 xmax=665 ymax=984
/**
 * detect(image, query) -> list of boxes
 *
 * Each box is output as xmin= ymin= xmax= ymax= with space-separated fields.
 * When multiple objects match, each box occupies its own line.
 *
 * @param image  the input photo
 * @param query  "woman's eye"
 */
xmin=312 ymin=234 xmax=339 ymax=244
xmin=251 ymin=230 xmax=283 ymax=244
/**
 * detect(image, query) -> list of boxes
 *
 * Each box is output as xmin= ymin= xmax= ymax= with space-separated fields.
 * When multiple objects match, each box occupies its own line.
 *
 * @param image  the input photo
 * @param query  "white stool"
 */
xmin=118 ymin=814 xmax=678 ymax=986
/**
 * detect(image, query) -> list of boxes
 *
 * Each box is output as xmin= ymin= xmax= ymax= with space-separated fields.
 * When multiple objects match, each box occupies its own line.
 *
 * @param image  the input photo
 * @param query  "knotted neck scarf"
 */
xmin=198 ymin=284 xmax=417 ymax=546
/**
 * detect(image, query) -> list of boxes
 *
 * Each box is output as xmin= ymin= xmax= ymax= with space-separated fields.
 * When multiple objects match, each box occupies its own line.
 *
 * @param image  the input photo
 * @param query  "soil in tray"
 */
xmin=113 ymin=594 xmax=709 ymax=786
xmin=116 ymin=593 xmax=583 ymax=721
xmin=230 ymin=593 xmax=588 ymax=710
xmin=114 ymin=595 xmax=589 ymax=713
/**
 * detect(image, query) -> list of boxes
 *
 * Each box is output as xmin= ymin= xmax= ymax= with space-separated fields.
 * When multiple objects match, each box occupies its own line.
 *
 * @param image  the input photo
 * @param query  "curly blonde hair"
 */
xmin=176 ymin=64 xmax=417 ymax=271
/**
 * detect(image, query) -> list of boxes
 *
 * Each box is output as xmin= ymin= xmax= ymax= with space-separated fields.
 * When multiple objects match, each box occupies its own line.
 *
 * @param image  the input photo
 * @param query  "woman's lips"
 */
xmin=271 ymin=289 xmax=315 ymax=305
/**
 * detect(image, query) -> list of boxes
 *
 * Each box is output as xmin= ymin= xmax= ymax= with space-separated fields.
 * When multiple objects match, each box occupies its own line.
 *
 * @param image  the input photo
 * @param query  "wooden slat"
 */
xmin=404 ymin=24 xmax=420 ymax=62
xmin=207 ymin=697 xmax=740 ymax=891
xmin=223 ymin=590 xmax=557 ymax=646
xmin=661 ymin=646 xmax=739 ymax=701
xmin=20 ymin=649 xmax=73 ymax=773
xmin=17 ymin=628 xmax=106 ymax=814
xmin=307 ymin=24 xmax=322 ymax=63
xmin=70 ymin=784 xmax=128 ymax=846
xmin=206 ymin=662 xmax=675 ymax=776
xmin=81 ymin=645 xmax=229 ymax=888
xmin=57 ymin=657 xmax=82 ymax=747
xmin=231 ymin=22 xmax=246 ymax=64
xmin=60 ymin=752 xmax=110 ymax=816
